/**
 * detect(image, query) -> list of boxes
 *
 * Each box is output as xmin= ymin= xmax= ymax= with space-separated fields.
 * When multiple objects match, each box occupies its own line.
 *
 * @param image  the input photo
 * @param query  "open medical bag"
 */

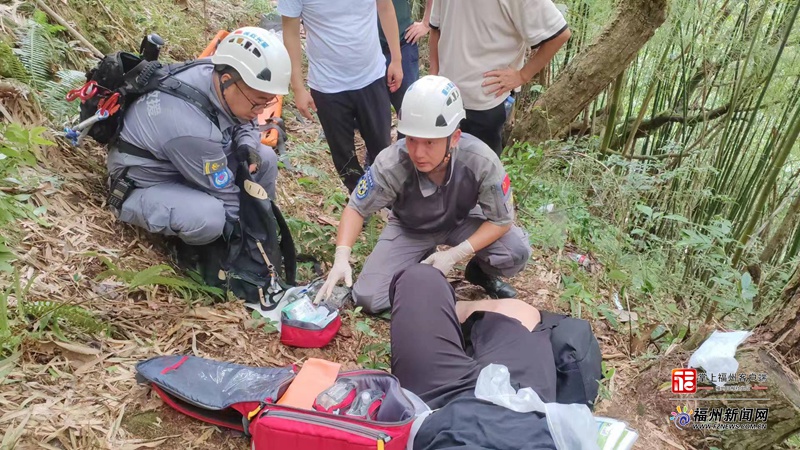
xmin=135 ymin=355 xmax=415 ymax=449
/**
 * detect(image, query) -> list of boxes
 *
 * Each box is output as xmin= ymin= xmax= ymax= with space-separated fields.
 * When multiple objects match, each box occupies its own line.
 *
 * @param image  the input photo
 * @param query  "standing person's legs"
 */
xmin=353 ymin=77 xmax=393 ymax=166
xmin=310 ymin=89 xmax=361 ymax=192
xmin=389 ymin=264 xmax=482 ymax=408
xmin=383 ymin=41 xmax=420 ymax=138
xmin=352 ymin=221 xmax=440 ymax=314
xmin=460 ymin=103 xmax=507 ymax=156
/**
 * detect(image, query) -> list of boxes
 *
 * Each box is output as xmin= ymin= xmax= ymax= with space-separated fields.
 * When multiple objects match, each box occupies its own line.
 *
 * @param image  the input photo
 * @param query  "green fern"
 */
xmin=42 ymin=69 xmax=86 ymax=122
xmin=24 ymin=301 xmax=108 ymax=336
xmin=92 ymin=254 xmax=224 ymax=300
xmin=13 ymin=20 xmax=64 ymax=88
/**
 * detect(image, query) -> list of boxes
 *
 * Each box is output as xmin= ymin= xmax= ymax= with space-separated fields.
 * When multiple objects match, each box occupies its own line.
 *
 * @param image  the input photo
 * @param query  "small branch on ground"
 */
xmin=34 ymin=0 xmax=104 ymax=59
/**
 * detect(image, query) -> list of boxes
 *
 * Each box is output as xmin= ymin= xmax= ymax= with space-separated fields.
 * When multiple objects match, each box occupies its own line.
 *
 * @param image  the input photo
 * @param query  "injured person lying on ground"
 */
xmin=389 ymin=263 xmax=604 ymax=450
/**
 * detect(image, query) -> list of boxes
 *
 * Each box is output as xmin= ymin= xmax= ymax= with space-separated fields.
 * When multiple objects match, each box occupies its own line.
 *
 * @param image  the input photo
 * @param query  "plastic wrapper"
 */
xmin=475 ymin=364 xmax=602 ymax=450
xmin=688 ymin=330 xmax=752 ymax=386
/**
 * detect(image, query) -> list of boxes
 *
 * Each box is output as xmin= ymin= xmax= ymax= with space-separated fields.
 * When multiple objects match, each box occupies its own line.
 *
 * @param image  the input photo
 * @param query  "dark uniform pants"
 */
xmin=117 ymin=144 xmax=279 ymax=246
xmin=389 ymin=264 xmax=557 ymax=410
xmin=352 ymin=209 xmax=531 ymax=314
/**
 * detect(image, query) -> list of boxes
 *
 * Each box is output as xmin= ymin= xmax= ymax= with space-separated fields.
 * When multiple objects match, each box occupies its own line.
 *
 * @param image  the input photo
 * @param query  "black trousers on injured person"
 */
xmin=310 ymin=77 xmax=393 ymax=192
xmin=389 ymin=264 xmax=557 ymax=410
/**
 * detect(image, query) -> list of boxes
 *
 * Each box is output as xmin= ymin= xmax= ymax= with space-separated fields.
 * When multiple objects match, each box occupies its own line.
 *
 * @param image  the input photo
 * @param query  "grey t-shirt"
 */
xmin=107 ymin=62 xmax=261 ymax=220
xmin=347 ymin=134 xmax=515 ymax=233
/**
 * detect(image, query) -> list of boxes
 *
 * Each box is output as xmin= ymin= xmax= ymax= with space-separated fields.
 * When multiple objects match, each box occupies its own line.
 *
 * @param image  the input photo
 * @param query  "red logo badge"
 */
xmin=672 ymin=368 xmax=697 ymax=394
xmin=501 ymin=174 xmax=511 ymax=197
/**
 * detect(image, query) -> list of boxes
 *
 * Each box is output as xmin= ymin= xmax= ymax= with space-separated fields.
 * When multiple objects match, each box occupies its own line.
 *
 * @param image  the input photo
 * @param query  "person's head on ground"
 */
xmin=397 ymin=75 xmax=466 ymax=174
xmin=211 ymin=27 xmax=291 ymax=121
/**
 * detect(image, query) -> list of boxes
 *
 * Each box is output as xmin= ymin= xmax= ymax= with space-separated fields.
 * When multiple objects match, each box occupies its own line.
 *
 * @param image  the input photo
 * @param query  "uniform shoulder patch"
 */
xmin=500 ymin=173 xmax=511 ymax=198
xmin=497 ymin=173 xmax=513 ymax=213
xmin=355 ymin=168 xmax=375 ymax=200
xmin=211 ymin=168 xmax=232 ymax=189
xmin=203 ymin=156 xmax=228 ymax=175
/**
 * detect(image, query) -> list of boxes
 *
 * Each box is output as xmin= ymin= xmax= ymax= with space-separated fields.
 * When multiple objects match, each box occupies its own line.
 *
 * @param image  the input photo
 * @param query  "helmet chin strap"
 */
xmin=429 ymin=134 xmax=454 ymax=173
xmin=217 ymin=72 xmax=248 ymax=124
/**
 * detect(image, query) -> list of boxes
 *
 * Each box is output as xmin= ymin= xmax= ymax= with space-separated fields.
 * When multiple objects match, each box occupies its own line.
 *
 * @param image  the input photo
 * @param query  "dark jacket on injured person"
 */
xmin=347 ymin=133 xmax=515 ymax=233
xmin=106 ymin=63 xmax=279 ymax=245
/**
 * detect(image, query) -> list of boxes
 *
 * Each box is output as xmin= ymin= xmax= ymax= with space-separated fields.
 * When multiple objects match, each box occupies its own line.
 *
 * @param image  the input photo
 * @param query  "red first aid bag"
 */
xmin=136 ymin=356 xmax=416 ymax=450
xmin=249 ymin=370 xmax=414 ymax=449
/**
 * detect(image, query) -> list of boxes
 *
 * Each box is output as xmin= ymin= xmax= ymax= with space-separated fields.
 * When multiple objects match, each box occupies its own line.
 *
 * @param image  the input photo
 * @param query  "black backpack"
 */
xmin=71 ymin=51 xmax=220 ymax=145
xmin=220 ymin=156 xmax=298 ymax=308
xmin=536 ymin=311 xmax=603 ymax=409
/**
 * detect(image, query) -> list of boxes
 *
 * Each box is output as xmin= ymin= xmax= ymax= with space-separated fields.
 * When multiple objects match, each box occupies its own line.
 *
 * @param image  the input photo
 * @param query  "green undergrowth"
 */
xmin=502 ymin=139 xmax=792 ymax=357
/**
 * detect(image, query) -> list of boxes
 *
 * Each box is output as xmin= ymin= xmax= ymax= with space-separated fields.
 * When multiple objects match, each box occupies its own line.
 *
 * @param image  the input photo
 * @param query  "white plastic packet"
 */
xmin=688 ymin=330 xmax=752 ymax=386
xmin=474 ymin=364 xmax=601 ymax=450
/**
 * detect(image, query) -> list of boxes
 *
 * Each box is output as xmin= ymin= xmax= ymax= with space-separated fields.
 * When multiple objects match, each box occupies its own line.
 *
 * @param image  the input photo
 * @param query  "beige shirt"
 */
xmin=430 ymin=0 xmax=567 ymax=111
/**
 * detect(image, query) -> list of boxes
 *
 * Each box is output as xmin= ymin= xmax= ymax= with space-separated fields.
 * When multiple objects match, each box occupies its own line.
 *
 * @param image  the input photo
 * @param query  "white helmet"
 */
xmin=397 ymin=75 xmax=466 ymax=139
xmin=211 ymin=27 xmax=291 ymax=95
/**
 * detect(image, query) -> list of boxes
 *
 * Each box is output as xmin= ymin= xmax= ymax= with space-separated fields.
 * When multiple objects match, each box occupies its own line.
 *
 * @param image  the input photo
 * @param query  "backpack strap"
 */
xmin=157 ymin=60 xmax=220 ymax=129
xmin=271 ymin=202 xmax=298 ymax=286
xmin=114 ymin=60 xmax=221 ymax=160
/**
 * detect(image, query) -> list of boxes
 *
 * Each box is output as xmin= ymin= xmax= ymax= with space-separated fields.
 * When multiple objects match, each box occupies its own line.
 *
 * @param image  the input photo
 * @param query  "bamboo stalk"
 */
xmin=600 ymin=71 xmax=626 ymax=154
xmin=733 ymin=100 xmax=800 ymax=266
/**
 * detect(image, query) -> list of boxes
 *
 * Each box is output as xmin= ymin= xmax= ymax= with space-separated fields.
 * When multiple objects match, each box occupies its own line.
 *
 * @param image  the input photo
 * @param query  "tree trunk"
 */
xmin=760 ymin=192 xmax=800 ymax=265
xmin=675 ymin=347 xmax=800 ymax=450
xmin=716 ymin=349 xmax=800 ymax=450
xmin=510 ymin=0 xmax=668 ymax=145
xmin=763 ymin=264 xmax=800 ymax=357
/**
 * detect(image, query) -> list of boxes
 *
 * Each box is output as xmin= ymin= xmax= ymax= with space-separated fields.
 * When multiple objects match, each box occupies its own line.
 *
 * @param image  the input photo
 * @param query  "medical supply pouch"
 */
xmin=249 ymin=370 xmax=414 ymax=450
xmin=136 ymin=356 xmax=415 ymax=450
xmin=279 ymin=298 xmax=341 ymax=348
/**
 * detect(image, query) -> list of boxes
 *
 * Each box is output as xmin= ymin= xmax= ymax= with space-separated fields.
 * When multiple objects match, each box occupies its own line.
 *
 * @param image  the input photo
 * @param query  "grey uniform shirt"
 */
xmin=348 ymin=134 xmax=514 ymax=233
xmin=106 ymin=62 xmax=262 ymax=220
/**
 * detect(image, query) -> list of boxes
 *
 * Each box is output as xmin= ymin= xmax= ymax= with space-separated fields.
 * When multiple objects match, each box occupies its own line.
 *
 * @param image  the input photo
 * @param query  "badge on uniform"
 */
xmin=355 ymin=168 xmax=374 ymax=200
xmin=203 ymin=156 xmax=228 ymax=175
xmin=211 ymin=168 xmax=232 ymax=189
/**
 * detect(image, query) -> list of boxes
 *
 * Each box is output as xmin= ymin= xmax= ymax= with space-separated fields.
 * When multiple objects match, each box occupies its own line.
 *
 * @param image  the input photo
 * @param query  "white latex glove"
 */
xmin=314 ymin=246 xmax=353 ymax=303
xmin=421 ymin=240 xmax=475 ymax=275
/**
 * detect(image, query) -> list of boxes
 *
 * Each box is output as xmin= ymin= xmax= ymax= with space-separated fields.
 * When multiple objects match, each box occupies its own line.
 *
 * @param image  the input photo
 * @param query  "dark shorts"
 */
xmin=388 ymin=264 xmax=557 ymax=409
